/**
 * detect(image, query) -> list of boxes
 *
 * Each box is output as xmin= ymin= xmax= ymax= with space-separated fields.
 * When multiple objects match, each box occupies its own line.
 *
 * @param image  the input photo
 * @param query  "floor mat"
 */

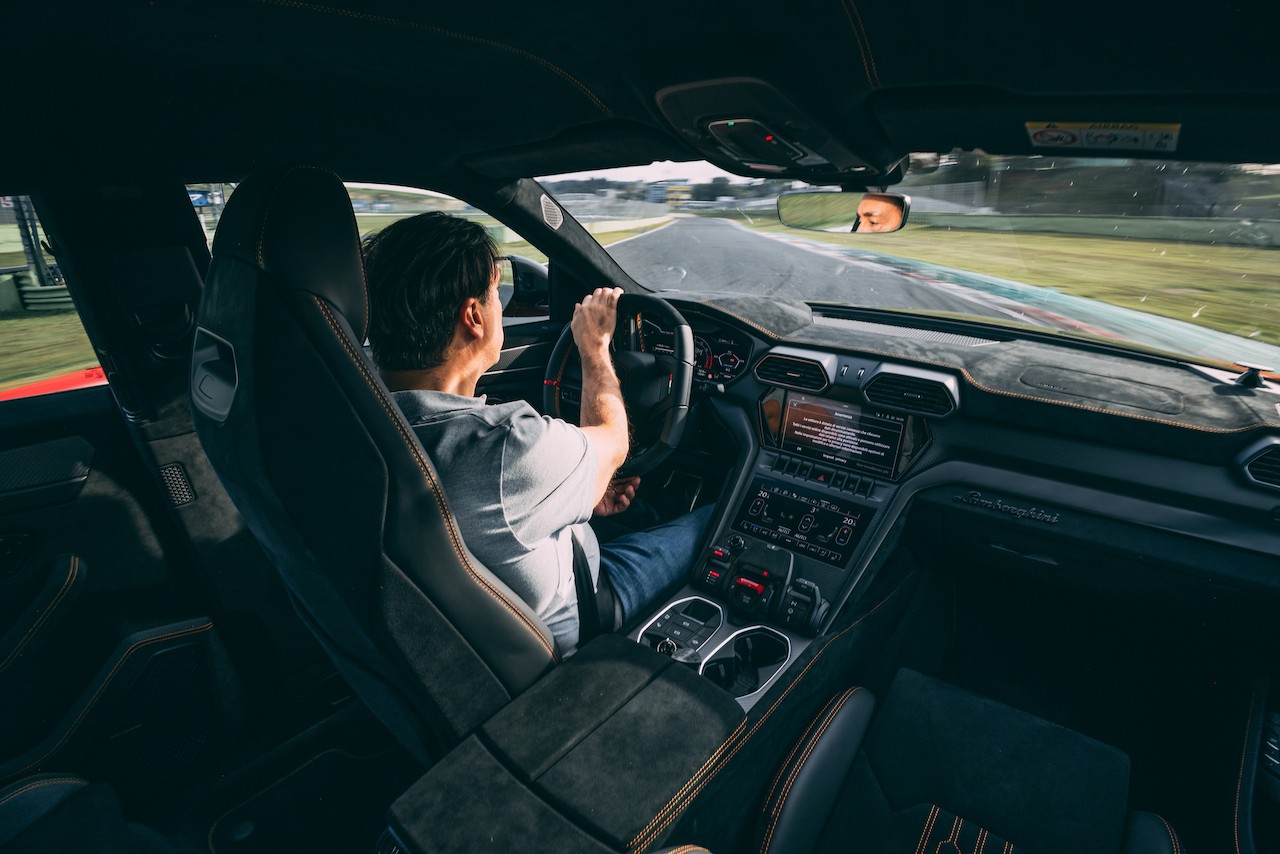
xmin=207 ymin=748 xmax=420 ymax=853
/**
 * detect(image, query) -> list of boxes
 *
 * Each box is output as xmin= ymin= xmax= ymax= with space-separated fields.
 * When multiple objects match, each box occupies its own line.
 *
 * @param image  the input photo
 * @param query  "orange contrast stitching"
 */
xmin=13 ymin=622 xmax=212 ymax=778
xmin=838 ymin=0 xmax=876 ymax=88
xmin=1002 ymin=842 xmax=1013 ymax=854
xmin=255 ymin=0 xmax=612 ymax=117
xmin=696 ymin=294 xmax=1279 ymax=434
xmin=760 ymin=688 xmax=862 ymax=854
xmin=314 ymin=298 xmax=558 ymax=661
xmin=1236 ymin=681 xmax=1258 ymax=854
xmin=974 ymin=828 xmax=988 ymax=854
xmin=0 ymin=555 xmax=79 ymax=673
xmin=762 ymin=688 xmax=848 ymax=811
xmin=914 ymin=805 xmax=940 ymax=854
xmin=628 ymin=573 xmax=913 ymax=851
xmin=0 ymin=776 xmax=83 ymax=809
xmin=846 ymin=0 xmax=881 ymax=86
xmin=1156 ymin=814 xmax=1180 ymax=854
xmin=935 ymin=816 xmax=961 ymax=853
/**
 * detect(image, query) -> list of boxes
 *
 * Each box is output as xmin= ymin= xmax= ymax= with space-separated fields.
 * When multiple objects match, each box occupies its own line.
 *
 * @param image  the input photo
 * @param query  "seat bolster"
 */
xmin=1123 ymin=812 xmax=1182 ymax=854
xmin=0 ymin=773 xmax=87 ymax=847
xmin=758 ymin=687 xmax=876 ymax=854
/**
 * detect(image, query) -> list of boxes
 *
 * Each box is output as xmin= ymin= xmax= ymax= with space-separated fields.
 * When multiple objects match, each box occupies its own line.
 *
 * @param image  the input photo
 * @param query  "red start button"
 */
xmin=734 ymin=577 xmax=766 ymax=595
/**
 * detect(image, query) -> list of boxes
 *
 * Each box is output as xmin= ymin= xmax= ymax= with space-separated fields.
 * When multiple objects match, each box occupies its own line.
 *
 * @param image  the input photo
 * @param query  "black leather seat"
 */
xmin=190 ymin=166 xmax=560 ymax=760
xmin=758 ymin=670 xmax=1182 ymax=854
xmin=0 ymin=773 xmax=171 ymax=853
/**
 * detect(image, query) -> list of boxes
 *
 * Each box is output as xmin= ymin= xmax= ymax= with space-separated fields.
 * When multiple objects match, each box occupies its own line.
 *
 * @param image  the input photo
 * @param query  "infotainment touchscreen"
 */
xmin=780 ymin=393 xmax=906 ymax=478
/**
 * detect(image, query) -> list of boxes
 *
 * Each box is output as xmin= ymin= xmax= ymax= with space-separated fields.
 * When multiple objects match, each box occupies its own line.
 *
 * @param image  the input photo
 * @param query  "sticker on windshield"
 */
xmin=1025 ymin=122 xmax=1180 ymax=152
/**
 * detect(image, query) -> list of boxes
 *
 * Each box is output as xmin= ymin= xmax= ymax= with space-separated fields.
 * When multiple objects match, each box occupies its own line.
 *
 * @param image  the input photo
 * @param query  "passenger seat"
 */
xmin=758 ymin=670 xmax=1181 ymax=854
xmin=0 ymin=773 xmax=171 ymax=853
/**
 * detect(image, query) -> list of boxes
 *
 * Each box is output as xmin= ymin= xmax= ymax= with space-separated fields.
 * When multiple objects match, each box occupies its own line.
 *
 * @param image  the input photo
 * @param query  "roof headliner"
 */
xmin=8 ymin=0 xmax=1280 ymax=189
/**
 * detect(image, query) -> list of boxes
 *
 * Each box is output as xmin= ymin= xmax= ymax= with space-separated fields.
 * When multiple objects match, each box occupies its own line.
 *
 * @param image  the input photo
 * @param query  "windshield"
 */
xmin=541 ymin=153 xmax=1280 ymax=368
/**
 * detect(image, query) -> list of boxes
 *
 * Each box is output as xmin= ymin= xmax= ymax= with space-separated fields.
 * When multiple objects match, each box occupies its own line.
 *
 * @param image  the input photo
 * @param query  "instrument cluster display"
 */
xmin=638 ymin=315 xmax=752 ymax=384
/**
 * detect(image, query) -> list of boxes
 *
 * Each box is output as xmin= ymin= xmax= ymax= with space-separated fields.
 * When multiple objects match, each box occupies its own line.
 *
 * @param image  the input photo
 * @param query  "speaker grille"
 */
xmin=159 ymin=463 xmax=196 ymax=506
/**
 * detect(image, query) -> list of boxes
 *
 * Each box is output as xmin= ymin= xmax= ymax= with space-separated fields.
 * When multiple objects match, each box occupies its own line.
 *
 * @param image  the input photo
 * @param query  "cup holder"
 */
xmin=700 ymin=627 xmax=790 ymax=699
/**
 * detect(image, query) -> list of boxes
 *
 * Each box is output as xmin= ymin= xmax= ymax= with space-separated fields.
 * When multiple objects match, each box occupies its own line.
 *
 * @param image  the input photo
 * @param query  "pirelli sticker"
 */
xmin=1025 ymin=121 xmax=1180 ymax=152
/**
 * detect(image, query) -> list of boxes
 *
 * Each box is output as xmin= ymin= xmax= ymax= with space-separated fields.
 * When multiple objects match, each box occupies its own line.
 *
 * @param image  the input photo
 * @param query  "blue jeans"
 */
xmin=599 ymin=505 xmax=716 ymax=623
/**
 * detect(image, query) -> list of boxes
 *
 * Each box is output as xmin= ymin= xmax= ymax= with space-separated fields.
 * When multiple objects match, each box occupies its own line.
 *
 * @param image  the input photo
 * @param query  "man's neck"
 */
xmin=381 ymin=365 xmax=479 ymax=398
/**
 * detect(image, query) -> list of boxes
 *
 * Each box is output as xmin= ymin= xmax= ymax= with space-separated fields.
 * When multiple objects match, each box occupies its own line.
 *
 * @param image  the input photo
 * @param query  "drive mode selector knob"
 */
xmin=656 ymin=638 xmax=678 ymax=656
xmin=726 ymin=535 xmax=746 ymax=550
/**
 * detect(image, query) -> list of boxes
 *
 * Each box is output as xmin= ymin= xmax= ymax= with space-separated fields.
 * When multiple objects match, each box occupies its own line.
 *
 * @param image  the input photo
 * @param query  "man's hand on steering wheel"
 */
xmin=545 ymin=291 xmax=694 ymax=478
xmin=571 ymin=286 xmax=621 ymax=357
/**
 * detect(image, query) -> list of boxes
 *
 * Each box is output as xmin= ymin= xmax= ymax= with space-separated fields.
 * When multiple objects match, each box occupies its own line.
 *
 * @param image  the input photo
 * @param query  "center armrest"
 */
xmin=388 ymin=634 xmax=744 ymax=852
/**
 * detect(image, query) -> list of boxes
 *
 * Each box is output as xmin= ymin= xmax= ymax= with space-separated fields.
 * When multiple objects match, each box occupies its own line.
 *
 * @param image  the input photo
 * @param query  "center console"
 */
xmin=635 ymin=387 xmax=931 ymax=707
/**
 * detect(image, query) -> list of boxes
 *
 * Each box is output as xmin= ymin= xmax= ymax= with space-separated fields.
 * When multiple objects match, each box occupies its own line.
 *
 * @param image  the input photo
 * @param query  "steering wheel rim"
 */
xmin=543 ymin=293 xmax=694 ymax=477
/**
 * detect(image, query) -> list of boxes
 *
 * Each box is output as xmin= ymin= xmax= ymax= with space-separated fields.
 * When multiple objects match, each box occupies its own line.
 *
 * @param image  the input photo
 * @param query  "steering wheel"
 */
xmin=543 ymin=293 xmax=694 ymax=477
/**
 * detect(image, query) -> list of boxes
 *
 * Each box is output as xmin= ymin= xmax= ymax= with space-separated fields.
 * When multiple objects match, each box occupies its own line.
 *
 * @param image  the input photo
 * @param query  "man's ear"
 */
xmin=458 ymin=297 xmax=485 ymax=339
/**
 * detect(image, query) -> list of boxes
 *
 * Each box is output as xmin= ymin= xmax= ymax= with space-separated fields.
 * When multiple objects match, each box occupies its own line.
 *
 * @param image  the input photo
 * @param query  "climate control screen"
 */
xmin=730 ymin=477 xmax=874 ymax=568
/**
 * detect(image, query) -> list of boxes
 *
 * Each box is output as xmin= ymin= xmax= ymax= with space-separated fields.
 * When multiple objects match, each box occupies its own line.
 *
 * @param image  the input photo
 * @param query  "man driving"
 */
xmin=362 ymin=212 xmax=712 ymax=654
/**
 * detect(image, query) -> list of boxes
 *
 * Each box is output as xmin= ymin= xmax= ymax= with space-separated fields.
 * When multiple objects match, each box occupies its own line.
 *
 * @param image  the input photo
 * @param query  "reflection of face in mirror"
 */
xmin=855 ymin=194 xmax=904 ymax=233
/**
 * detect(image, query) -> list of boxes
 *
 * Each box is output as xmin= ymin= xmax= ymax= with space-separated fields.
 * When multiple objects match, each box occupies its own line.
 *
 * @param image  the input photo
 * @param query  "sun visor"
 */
xmin=873 ymin=88 xmax=1280 ymax=163
xmin=463 ymin=121 xmax=697 ymax=180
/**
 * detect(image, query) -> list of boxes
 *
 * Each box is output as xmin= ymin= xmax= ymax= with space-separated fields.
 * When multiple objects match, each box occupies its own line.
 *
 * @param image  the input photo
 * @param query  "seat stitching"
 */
xmin=1156 ymin=814 xmax=1180 ymax=854
xmin=974 ymin=827 xmax=987 ymax=854
xmin=0 ymin=555 xmax=79 ymax=673
xmin=761 ymin=688 xmax=851 ymax=811
xmin=913 ymin=805 xmax=940 ymax=854
xmin=11 ymin=623 xmax=212 ymax=778
xmin=1002 ymin=842 xmax=1013 ymax=854
xmin=936 ymin=816 xmax=961 ymax=853
xmin=1236 ymin=680 xmax=1258 ymax=854
xmin=769 ymin=688 xmax=861 ymax=819
xmin=628 ymin=573 xmax=914 ymax=851
xmin=314 ymin=297 xmax=558 ymax=661
xmin=254 ymin=0 xmax=612 ymax=116
xmin=759 ymin=688 xmax=862 ymax=854
xmin=0 ymin=776 xmax=84 ymax=809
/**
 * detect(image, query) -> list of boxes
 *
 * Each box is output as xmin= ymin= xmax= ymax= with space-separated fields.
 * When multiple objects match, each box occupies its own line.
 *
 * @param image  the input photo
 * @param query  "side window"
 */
xmin=0 ymin=195 xmax=103 ymax=401
xmin=346 ymin=185 xmax=551 ymax=326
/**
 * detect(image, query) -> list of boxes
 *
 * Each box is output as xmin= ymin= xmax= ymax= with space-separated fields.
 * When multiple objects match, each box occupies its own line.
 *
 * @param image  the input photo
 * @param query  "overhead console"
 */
xmin=655 ymin=78 xmax=904 ymax=183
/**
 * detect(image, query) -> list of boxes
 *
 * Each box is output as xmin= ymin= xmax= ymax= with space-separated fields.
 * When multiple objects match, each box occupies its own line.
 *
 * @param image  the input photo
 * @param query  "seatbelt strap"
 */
xmin=571 ymin=534 xmax=616 ymax=643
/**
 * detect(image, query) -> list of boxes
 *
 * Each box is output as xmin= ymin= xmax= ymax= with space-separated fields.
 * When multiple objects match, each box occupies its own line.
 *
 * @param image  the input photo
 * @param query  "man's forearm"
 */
xmin=578 ymin=348 xmax=628 ymax=469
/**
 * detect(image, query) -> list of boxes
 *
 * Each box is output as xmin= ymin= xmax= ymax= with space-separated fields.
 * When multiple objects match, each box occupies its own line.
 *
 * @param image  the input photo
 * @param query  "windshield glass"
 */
xmin=541 ymin=153 xmax=1280 ymax=367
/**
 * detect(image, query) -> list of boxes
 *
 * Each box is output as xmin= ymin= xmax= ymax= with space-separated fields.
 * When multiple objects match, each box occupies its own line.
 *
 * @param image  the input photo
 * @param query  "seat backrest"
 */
xmin=190 ymin=166 xmax=557 ymax=759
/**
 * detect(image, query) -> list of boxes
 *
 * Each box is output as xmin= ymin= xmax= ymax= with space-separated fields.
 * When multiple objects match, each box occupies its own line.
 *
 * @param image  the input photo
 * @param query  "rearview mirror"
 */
xmin=777 ymin=191 xmax=910 ymax=234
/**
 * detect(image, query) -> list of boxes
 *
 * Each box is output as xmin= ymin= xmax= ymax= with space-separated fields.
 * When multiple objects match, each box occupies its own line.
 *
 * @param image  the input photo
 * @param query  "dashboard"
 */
xmin=630 ymin=292 xmax=1280 ymax=657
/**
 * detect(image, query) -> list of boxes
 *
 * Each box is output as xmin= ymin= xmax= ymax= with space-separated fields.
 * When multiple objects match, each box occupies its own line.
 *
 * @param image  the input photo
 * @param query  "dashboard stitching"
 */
xmin=786 ymin=339 xmax=1280 ymax=434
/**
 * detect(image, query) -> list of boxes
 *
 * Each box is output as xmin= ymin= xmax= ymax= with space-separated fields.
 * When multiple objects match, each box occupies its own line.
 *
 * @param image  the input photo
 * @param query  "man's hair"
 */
xmin=362 ymin=212 xmax=499 ymax=371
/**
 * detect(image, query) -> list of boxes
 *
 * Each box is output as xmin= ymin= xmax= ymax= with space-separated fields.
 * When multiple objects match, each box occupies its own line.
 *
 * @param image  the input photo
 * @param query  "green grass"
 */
xmin=0 ymin=310 xmax=98 ymax=392
xmin=745 ymin=221 xmax=1280 ymax=347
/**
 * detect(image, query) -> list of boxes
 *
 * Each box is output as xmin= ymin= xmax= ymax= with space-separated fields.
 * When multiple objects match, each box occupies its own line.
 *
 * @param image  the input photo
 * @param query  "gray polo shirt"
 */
xmin=393 ymin=390 xmax=601 ymax=652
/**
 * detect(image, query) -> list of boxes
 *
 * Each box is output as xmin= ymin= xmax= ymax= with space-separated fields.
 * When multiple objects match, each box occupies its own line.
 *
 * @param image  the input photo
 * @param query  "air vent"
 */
xmin=864 ymin=373 xmax=955 ymax=416
xmin=754 ymin=354 xmax=829 ymax=391
xmin=1246 ymin=447 xmax=1280 ymax=489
